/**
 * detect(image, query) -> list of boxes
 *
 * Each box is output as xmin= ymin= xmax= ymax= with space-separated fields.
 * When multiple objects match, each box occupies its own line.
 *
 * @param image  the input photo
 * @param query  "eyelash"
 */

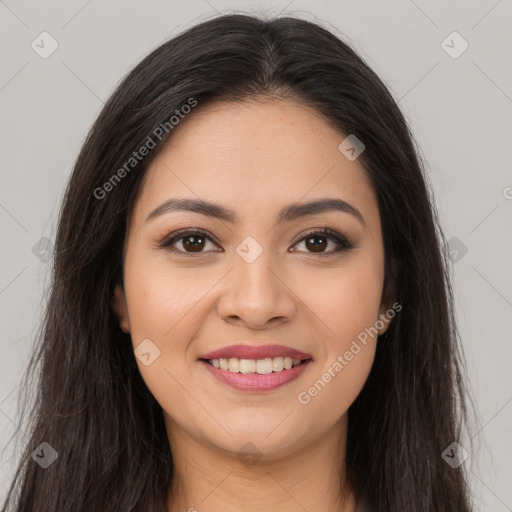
xmin=159 ymin=228 xmax=353 ymax=258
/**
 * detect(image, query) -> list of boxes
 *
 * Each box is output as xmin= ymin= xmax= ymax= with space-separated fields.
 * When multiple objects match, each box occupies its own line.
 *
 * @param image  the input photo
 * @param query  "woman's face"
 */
xmin=114 ymin=98 xmax=391 ymax=459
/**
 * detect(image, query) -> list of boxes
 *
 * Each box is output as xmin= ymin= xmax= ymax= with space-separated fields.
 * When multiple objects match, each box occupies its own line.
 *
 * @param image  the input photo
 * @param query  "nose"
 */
xmin=217 ymin=248 xmax=297 ymax=329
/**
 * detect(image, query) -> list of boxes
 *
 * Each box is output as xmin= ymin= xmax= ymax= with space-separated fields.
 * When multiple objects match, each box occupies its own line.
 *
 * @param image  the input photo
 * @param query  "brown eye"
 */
xmin=304 ymin=234 xmax=328 ymax=253
xmin=292 ymin=229 xmax=352 ymax=255
xmin=161 ymin=230 xmax=219 ymax=256
xmin=181 ymin=234 xmax=206 ymax=252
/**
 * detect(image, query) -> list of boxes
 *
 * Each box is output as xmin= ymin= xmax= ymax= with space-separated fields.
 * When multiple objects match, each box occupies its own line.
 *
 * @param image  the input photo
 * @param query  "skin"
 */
xmin=113 ymin=97 xmax=393 ymax=512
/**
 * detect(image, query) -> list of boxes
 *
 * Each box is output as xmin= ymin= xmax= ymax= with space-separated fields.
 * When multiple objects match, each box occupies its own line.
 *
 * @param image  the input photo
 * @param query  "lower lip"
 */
xmin=200 ymin=360 xmax=312 ymax=391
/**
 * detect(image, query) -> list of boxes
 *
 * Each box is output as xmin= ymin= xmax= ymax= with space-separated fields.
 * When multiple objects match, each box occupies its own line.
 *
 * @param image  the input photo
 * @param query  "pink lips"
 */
xmin=200 ymin=343 xmax=312 ymax=361
xmin=199 ymin=343 xmax=313 ymax=392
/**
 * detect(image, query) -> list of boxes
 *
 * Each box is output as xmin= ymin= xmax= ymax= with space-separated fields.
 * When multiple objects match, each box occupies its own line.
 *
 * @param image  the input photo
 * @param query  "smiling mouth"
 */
xmin=201 ymin=356 xmax=311 ymax=374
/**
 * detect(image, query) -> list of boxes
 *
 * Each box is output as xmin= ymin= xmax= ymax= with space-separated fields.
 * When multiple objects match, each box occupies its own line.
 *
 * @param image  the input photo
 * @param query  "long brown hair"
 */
xmin=2 ymin=13 xmax=474 ymax=511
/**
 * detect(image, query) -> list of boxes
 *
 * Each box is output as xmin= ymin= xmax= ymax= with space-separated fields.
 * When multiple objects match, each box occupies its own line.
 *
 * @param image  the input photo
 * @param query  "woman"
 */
xmin=1 ymin=13 xmax=473 ymax=511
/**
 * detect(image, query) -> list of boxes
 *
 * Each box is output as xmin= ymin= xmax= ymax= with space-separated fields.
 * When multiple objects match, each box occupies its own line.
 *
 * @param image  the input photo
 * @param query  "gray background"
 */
xmin=1 ymin=1 xmax=511 ymax=509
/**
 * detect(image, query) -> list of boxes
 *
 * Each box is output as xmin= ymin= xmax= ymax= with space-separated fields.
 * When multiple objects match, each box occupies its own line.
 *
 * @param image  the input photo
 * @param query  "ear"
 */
xmin=377 ymin=258 xmax=400 ymax=336
xmin=113 ymin=283 xmax=131 ymax=333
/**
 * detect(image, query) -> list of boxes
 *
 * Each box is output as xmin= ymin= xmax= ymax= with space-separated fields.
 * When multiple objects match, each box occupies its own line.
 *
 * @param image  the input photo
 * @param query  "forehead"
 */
xmin=133 ymin=98 xmax=379 ymax=227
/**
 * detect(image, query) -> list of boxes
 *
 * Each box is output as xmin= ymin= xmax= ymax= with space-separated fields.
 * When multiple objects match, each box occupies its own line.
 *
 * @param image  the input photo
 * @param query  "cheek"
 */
xmin=123 ymin=244 xmax=213 ymax=340
xmin=295 ymin=270 xmax=380 ymax=413
xmin=122 ymin=256 xmax=216 ymax=427
xmin=296 ymin=341 xmax=376 ymax=432
xmin=292 ymin=258 xmax=382 ymax=414
xmin=296 ymin=256 xmax=384 ymax=341
xmin=121 ymin=250 xmax=242 ymax=422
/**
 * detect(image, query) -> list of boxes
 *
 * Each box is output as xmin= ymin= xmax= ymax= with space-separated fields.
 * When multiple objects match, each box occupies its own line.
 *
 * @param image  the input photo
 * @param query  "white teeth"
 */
xmin=272 ymin=357 xmax=283 ymax=371
xmin=239 ymin=359 xmax=256 ymax=374
xmin=228 ymin=358 xmax=239 ymax=372
xmin=256 ymin=359 xmax=273 ymax=374
xmin=208 ymin=356 xmax=305 ymax=374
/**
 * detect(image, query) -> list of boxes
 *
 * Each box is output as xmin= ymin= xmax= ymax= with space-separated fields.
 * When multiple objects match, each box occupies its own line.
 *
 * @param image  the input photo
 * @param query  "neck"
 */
xmin=165 ymin=414 xmax=357 ymax=512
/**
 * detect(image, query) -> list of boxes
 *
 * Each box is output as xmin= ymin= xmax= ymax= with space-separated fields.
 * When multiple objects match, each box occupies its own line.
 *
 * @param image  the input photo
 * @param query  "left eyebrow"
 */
xmin=145 ymin=197 xmax=365 ymax=226
xmin=277 ymin=197 xmax=365 ymax=226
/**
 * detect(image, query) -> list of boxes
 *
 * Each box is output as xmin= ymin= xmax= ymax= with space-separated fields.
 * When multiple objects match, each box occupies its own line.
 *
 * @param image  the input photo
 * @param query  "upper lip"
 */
xmin=199 ymin=344 xmax=313 ymax=361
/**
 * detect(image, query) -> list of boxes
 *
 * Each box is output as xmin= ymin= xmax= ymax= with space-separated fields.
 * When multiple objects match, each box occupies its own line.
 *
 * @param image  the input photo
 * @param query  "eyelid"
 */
xmin=159 ymin=227 xmax=353 ymax=257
